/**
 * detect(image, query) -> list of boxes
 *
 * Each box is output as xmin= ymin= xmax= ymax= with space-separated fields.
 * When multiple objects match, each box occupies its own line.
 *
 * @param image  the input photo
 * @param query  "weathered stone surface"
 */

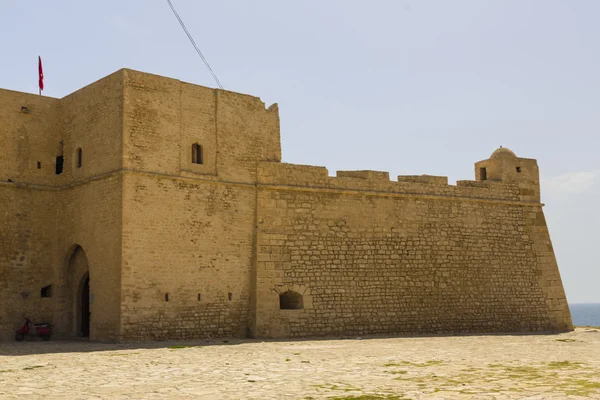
xmin=0 ymin=69 xmax=572 ymax=342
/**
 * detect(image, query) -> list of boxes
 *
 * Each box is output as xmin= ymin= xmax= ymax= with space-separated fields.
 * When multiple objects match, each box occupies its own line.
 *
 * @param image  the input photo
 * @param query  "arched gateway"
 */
xmin=65 ymin=245 xmax=90 ymax=338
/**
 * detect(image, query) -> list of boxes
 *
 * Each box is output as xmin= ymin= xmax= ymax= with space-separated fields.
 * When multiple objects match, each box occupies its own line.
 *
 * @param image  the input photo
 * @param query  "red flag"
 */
xmin=38 ymin=56 xmax=44 ymax=92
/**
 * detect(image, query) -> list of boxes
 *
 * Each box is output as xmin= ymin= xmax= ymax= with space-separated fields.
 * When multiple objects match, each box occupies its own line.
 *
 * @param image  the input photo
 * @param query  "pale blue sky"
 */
xmin=1 ymin=1 xmax=598 ymax=303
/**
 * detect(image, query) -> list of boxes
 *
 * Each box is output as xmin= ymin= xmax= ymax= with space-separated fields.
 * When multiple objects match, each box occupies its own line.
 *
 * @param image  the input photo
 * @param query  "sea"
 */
xmin=570 ymin=303 xmax=600 ymax=326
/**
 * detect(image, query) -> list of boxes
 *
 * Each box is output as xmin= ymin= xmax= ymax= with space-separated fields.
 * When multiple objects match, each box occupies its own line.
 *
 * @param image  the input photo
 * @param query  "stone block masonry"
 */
xmin=0 ymin=69 xmax=572 ymax=341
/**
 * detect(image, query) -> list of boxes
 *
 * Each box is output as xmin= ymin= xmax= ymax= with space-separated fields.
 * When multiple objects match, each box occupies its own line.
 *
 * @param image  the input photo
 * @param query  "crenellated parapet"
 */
xmin=257 ymin=146 xmax=541 ymax=204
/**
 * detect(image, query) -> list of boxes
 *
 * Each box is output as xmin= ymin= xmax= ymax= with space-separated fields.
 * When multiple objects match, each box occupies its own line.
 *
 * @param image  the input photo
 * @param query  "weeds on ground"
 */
xmin=328 ymin=395 xmax=408 ymax=400
xmin=562 ymin=379 xmax=600 ymax=396
xmin=383 ymin=360 xmax=444 ymax=368
xmin=22 ymin=365 xmax=45 ymax=370
xmin=313 ymin=383 xmax=361 ymax=392
xmin=546 ymin=361 xmax=582 ymax=369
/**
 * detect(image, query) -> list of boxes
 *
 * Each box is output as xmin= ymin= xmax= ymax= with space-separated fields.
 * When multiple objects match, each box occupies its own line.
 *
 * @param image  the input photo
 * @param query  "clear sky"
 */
xmin=1 ymin=1 xmax=598 ymax=303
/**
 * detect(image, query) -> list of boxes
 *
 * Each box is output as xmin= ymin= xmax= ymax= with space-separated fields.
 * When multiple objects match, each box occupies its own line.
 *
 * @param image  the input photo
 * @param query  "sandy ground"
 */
xmin=1 ymin=328 xmax=599 ymax=400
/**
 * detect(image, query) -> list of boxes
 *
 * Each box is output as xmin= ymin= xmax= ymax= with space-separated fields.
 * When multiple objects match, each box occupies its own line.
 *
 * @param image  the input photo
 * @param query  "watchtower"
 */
xmin=475 ymin=147 xmax=540 ymax=202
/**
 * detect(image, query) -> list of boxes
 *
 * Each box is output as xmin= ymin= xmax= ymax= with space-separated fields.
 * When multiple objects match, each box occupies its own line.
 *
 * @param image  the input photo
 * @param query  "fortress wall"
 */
xmin=258 ymin=162 xmax=523 ymax=202
xmin=53 ymin=176 xmax=123 ymax=341
xmin=123 ymin=70 xmax=181 ymax=175
xmin=0 ymin=185 xmax=56 ymax=340
xmin=123 ymin=70 xmax=281 ymax=184
xmin=254 ymin=184 xmax=571 ymax=337
xmin=0 ymin=89 xmax=59 ymax=185
xmin=119 ymin=174 xmax=256 ymax=340
xmin=56 ymin=70 xmax=124 ymax=181
xmin=0 ymin=80 xmax=124 ymax=341
xmin=0 ymin=176 xmax=122 ymax=341
xmin=398 ymin=175 xmax=448 ymax=185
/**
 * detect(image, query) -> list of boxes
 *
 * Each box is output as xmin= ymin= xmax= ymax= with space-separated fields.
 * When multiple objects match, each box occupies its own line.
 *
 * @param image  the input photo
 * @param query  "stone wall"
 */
xmin=0 ymin=68 xmax=572 ymax=342
xmin=118 ymin=70 xmax=280 ymax=340
xmin=253 ymin=163 xmax=572 ymax=337
xmin=120 ymin=175 xmax=254 ymax=340
xmin=0 ymin=73 xmax=124 ymax=341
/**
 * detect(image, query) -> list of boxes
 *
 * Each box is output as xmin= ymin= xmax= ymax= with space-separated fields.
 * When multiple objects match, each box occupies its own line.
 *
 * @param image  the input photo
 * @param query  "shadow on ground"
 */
xmin=0 ymin=329 xmax=571 ymax=356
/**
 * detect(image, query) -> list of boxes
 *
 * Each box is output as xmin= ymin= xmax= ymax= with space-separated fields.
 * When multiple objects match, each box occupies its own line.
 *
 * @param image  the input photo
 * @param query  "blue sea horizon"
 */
xmin=569 ymin=303 xmax=600 ymax=326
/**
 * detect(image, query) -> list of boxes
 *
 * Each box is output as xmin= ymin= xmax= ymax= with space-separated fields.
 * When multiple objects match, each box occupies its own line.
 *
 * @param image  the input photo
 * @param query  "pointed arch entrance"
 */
xmin=66 ymin=245 xmax=90 ymax=338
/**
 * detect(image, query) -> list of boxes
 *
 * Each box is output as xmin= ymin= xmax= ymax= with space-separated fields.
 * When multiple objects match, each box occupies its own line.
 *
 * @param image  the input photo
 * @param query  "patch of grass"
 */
xmin=168 ymin=345 xmax=193 ymax=349
xmin=384 ymin=360 xmax=444 ymax=368
xmin=502 ymin=366 xmax=540 ymax=374
xmin=328 ymin=395 xmax=407 ymax=400
xmin=0 ymin=369 xmax=15 ymax=373
xmin=105 ymin=352 xmax=140 ymax=357
xmin=22 ymin=365 xmax=45 ymax=370
xmin=562 ymin=379 xmax=600 ymax=396
xmin=384 ymin=370 xmax=408 ymax=375
xmin=293 ymin=352 xmax=301 ymax=355
xmin=546 ymin=361 xmax=583 ymax=369
xmin=313 ymin=383 xmax=361 ymax=392
xmin=555 ymin=338 xmax=577 ymax=342
xmin=285 ymin=358 xmax=291 ymax=362
xmin=458 ymin=389 xmax=481 ymax=394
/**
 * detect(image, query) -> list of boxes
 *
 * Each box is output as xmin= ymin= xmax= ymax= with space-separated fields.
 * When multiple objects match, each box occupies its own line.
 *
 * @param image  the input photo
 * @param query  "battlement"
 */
xmin=258 ymin=148 xmax=539 ymax=204
xmin=0 ymin=69 xmax=541 ymax=204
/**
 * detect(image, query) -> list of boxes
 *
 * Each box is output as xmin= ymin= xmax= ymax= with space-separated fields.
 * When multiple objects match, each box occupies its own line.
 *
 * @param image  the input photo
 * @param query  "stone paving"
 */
xmin=1 ymin=328 xmax=599 ymax=399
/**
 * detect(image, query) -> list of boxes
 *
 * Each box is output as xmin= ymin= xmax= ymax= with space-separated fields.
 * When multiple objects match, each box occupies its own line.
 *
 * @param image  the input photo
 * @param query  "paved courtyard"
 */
xmin=1 ymin=328 xmax=599 ymax=399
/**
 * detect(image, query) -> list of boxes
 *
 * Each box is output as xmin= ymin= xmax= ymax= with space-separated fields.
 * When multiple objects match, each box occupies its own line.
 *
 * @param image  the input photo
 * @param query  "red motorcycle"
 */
xmin=15 ymin=318 xmax=53 ymax=341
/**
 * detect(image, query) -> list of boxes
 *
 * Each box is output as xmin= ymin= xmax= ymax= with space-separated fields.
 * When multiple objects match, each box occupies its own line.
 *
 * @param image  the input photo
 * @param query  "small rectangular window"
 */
xmin=516 ymin=167 xmax=521 ymax=173
xmin=37 ymin=162 xmax=41 ymax=169
xmin=165 ymin=293 xmax=169 ymax=302
xmin=480 ymin=167 xmax=487 ymax=181
xmin=41 ymin=285 xmax=53 ymax=298
xmin=55 ymin=156 xmax=64 ymax=175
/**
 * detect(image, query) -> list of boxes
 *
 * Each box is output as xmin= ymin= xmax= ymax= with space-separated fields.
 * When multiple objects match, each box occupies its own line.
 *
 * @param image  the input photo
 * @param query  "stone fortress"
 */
xmin=0 ymin=69 xmax=572 ymax=341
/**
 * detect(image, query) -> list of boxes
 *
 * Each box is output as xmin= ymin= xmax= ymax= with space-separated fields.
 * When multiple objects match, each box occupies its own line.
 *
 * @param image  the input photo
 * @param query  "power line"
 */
xmin=165 ymin=0 xmax=248 ymax=125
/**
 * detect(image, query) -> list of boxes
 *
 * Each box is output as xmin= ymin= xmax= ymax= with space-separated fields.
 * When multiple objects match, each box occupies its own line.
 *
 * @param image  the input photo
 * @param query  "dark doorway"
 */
xmin=80 ymin=275 xmax=90 ymax=337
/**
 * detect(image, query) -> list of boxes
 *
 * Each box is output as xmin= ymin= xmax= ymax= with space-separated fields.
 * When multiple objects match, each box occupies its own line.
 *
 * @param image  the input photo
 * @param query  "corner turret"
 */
xmin=475 ymin=147 xmax=540 ymax=202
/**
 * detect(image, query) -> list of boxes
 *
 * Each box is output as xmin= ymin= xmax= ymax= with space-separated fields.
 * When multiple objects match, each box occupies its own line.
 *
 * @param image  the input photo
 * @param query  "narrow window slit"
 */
xmin=55 ymin=141 xmax=64 ymax=175
xmin=76 ymin=147 xmax=83 ymax=168
xmin=192 ymin=143 xmax=203 ymax=164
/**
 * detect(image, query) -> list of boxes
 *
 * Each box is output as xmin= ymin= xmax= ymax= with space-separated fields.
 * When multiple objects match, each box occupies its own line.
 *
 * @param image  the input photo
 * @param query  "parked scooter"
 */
xmin=15 ymin=318 xmax=53 ymax=341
